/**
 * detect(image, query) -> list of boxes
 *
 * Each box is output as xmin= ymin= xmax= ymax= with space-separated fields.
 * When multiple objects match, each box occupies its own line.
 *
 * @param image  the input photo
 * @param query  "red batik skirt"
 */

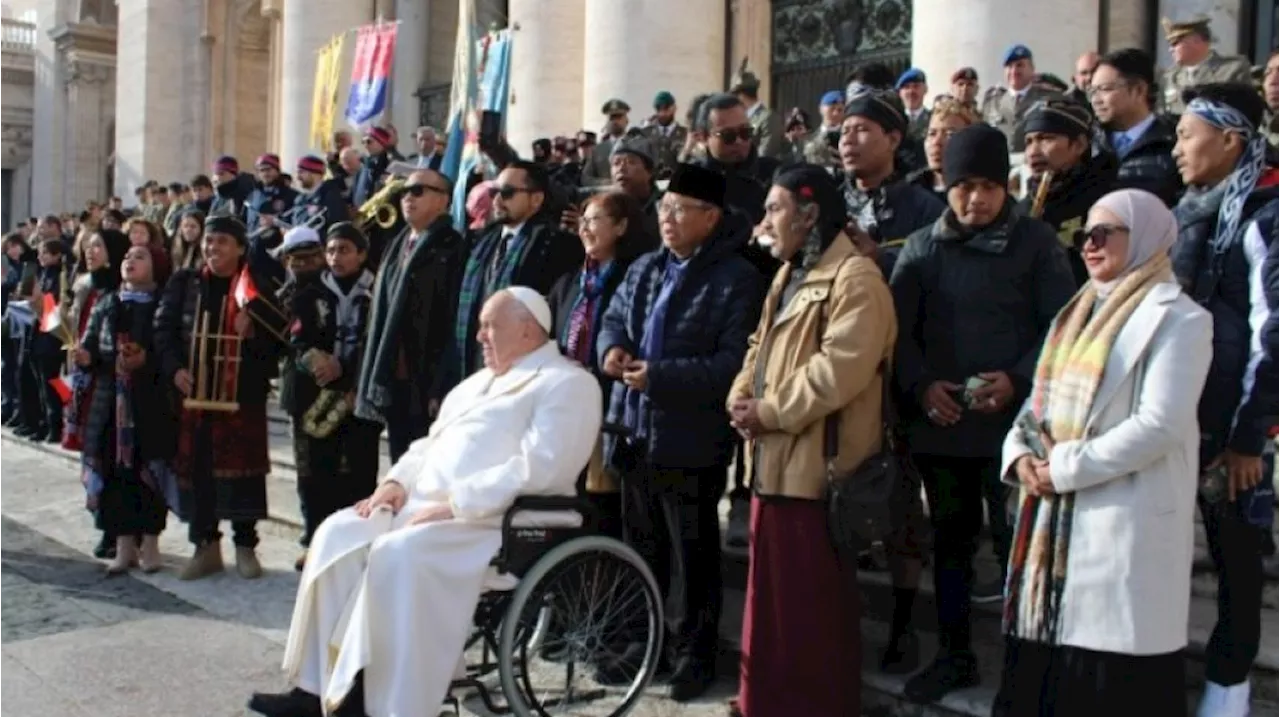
xmin=737 ymin=495 xmax=862 ymax=717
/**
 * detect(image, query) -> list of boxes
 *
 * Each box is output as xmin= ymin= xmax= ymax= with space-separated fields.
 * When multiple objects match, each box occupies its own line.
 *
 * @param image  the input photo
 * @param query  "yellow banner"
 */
xmin=309 ymin=35 xmax=345 ymax=152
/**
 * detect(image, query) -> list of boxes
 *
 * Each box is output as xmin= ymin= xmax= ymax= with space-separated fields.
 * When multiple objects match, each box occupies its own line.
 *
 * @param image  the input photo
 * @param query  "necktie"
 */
xmin=1112 ymin=133 xmax=1133 ymax=156
xmin=488 ymin=231 xmax=514 ymax=287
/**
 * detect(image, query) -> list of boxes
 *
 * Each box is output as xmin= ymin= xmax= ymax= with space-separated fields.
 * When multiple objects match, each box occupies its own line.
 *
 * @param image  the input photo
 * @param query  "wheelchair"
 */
xmin=445 ymin=463 xmax=664 ymax=716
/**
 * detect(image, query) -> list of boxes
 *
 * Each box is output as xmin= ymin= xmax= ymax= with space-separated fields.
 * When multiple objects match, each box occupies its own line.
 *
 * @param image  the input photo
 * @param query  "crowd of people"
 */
xmin=1 ymin=16 xmax=1277 ymax=717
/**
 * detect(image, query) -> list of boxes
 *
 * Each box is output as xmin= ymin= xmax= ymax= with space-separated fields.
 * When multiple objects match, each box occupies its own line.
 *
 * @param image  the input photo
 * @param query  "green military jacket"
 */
xmin=1162 ymin=51 xmax=1253 ymax=113
xmin=981 ymin=84 xmax=1056 ymax=152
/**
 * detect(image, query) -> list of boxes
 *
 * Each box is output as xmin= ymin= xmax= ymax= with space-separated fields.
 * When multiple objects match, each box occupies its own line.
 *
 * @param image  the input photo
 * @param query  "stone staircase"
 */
xmin=11 ymin=405 xmax=1277 ymax=715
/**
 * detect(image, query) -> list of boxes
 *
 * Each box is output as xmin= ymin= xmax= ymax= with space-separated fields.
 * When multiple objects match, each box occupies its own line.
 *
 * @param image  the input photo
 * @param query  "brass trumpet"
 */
xmin=355 ymin=177 xmax=406 ymax=231
xmin=250 ymin=206 xmax=328 ymax=241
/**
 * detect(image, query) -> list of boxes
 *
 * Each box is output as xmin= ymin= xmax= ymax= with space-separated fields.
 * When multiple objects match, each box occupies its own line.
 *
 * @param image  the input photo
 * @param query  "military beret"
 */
xmin=895 ymin=67 xmax=927 ymax=89
xmin=1002 ymin=44 xmax=1033 ymax=66
xmin=653 ymin=91 xmax=676 ymax=109
xmin=819 ymin=90 xmax=845 ymax=106
xmin=951 ymin=67 xmax=978 ymax=83
xmin=601 ymin=98 xmax=631 ymax=116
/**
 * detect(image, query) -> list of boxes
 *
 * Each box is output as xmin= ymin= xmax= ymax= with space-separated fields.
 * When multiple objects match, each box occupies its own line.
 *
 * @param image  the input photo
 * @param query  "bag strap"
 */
xmin=819 ymin=264 xmax=896 ymax=464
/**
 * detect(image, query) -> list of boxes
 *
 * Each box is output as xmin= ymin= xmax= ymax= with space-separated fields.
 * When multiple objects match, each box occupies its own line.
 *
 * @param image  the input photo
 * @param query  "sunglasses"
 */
xmin=713 ymin=126 xmax=754 ymax=143
xmin=403 ymin=183 xmax=448 ymax=197
xmin=1073 ymin=223 xmax=1128 ymax=250
xmin=488 ymin=185 xmax=532 ymax=200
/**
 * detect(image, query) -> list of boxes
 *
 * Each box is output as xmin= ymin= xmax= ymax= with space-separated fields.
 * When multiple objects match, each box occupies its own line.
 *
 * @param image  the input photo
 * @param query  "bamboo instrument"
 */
xmin=1029 ymin=170 xmax=1053 ymax=219
xmin=183 ymin=291 xmax=241 ymax=412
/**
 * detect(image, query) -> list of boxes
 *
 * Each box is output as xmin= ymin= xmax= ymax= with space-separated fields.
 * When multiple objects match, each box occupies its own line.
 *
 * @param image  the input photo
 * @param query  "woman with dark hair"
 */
xmin=124 ymin=217 xmax=173 ymax=286
xmin=173 ymin=209 xmax=207 ymax=272
xmin=547 ymin=190 xmax=646 ymax=538
xmin=727 ymin=164 xmax=899 ymax=716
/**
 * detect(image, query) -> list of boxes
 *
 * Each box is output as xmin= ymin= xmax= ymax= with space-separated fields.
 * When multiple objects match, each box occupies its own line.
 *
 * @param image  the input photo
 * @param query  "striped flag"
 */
xmin=442 ymin=23 xmax=513 ymax=229
xmin=344 ymin=23 xmax=397 ymax=128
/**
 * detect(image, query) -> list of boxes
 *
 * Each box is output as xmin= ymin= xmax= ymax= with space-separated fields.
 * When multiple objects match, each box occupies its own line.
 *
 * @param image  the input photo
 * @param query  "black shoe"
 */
xmin=1 ymin=407 xmax=14 ymax=424
xmin=247 ymin=687 xmax=323 ymax=717
xmin=879 ymin=631 xmax=920 ymax=675
xmin=595 ymin=642 xmax=648 ymax=686
xmin=42 ymin=427 xmax=61 ymax=443
xmin=667 ymin=654 xmax=715 ymax=702
xmin=93 ymin=534 xmax=116 ymax=560
xmin=13 ymin=423 xmax=41 ymax=439
xmin=902 ymin=653 xmax=980 ymax=705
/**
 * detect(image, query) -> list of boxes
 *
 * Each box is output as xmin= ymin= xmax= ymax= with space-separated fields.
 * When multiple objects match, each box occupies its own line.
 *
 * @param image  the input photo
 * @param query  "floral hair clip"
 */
xmin=798 ymin=186 xmax=814 ymax=199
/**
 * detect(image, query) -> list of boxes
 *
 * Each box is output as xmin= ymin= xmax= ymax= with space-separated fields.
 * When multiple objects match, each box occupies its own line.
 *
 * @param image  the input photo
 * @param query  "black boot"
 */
xmin=880 ymin=630 xmax=921 ymax=674
xmin=247 ymin=687 xmax=322 ymax=717
xmin=93 ymin=533 xmax=117 ymax=560
xmin=902 ymin=651 xmax=980 ymax=704
xmin=667 ymin=653 xmax=715 ymax=702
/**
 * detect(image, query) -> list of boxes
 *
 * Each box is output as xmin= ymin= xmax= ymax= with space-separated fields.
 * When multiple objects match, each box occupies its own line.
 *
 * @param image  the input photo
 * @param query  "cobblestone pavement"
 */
xmin=0 ymin=437 xmax=741 ymax=717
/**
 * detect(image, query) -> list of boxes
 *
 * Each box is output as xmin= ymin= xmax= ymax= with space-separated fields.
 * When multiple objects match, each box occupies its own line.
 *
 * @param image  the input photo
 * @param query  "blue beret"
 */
xmin=1002 ymin=44 xmax=1033 ymax=66
xmin=895 ymin=67 xmax=927 ymax=89
xmin=819 ymin=90 xmax=845 ymax=106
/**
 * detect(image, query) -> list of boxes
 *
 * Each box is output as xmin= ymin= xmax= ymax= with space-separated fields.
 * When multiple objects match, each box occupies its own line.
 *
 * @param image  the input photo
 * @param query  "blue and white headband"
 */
xmin=1186 ymin=97 xmax=1267 ymax=254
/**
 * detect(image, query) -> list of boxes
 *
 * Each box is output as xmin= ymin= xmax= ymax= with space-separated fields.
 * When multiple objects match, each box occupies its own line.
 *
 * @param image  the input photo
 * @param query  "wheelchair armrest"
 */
xmin=501 ymin=496 xmax=592 ymax=537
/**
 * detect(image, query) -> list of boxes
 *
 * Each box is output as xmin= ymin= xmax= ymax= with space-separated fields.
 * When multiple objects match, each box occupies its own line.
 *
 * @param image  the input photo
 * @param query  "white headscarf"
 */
xmin=1089 ymin=189 xmax=1177 ymax=297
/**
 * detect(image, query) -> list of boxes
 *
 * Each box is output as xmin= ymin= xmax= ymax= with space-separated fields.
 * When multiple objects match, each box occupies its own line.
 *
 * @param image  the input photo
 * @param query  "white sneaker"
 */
xmin=1197 ymin=680 xmax=1251 ymax=717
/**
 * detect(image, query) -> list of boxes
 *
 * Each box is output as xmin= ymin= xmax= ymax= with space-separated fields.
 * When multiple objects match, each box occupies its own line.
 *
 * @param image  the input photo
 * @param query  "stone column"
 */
xmin=911 ymin=0 xmax=1099 ymax=101
xmin=391 ymin=0 xmax=429 ymax=142
xmin=30 ymin=1 xmax=65 ymax=215
xmin=63 ymin=55 xmax=114 ymax=209
xmin=507 ymin=0 xmax=584 ymax=155
xmin=581 ymin=0 xmax=725 ymax=133
xmin=279 ymin=0 xmax=371 ymax=167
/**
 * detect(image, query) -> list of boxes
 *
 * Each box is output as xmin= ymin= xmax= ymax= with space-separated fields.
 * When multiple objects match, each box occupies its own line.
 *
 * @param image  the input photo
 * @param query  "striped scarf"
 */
xmin=563 ymin=261 xmax=612 ymax=365
xmin=454 ymin=227 xmax=534 ymax=377
xmin=1004 ymin=252 xmax=1172 ymax=643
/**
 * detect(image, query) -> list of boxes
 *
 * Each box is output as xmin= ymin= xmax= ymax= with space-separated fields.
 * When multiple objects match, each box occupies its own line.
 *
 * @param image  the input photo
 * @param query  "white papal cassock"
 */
xmin=280 ymin=341 xmax=602 ymax=717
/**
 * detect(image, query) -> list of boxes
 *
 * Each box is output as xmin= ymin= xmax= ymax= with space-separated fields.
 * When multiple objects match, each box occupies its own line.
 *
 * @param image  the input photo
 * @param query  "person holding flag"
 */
xmin=25 ymin=238 xmax=72 ymax=443
xmin=154 ymin=215 xmax=290 ymax=581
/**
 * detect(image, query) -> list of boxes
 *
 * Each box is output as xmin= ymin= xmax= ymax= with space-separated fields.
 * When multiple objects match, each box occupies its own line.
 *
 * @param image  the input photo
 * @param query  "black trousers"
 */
xmin=992 ymin=637 xmax=1186 ymax=717
xmin=99 ymin=467 xmax=168 ymax=536
xmin=385 ymin=379 xmax=430 ymax=463
xmin=29 ymin=347 xmax=62 ymax=431
xmin=1199 ymin=494 xmax=1268 ymax=685
xmin=916 ymin=454 xmax=1001 ymax=655
xmin=15 ymin=336 xmax=42 ymax=427
xmin=296 ymin=418 xmax=381 ymax=546
xmin=2 ymin=332 xmax=19 ymax=414
xmin=621 ymin=463 xmax=725 ymax=661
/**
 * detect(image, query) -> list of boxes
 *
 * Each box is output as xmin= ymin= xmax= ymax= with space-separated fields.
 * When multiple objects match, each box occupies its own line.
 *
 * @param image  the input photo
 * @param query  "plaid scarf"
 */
xmin=1004 ymin=252 xmax=1171 ymax=644
xmin=454 ymin=226 xmax=535 ymax=377
xmin=563 ymin=260 xmax=613 ymax=364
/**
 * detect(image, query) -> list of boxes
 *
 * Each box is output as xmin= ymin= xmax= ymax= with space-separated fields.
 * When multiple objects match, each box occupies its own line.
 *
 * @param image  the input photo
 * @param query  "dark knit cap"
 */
xmin=213 ymin=155 xmax=239 ymax=174
xmin=844 ymin=88 xmax=908 ymax=135
xmin=326 ymin=221 xmax=368 ymax=251
xmin=943 ymin=124 xmax=1010 ymax=189
xmin=255 ymin=153 xmax=281 ymax=170
xmin=667 ymin=163 xmax=727 ymax=209
xmin=204 ymin=215 xmax=248 ymax=245
xmin=364 ymin=126 xmax=393 ymax=147
xmin=297 ymin=155 xmax=326 ymax=174
xmin=1022 ymin=97 xmax=1093 ymax=138
xmin=610 ymin=135 xmax=655 ymax=170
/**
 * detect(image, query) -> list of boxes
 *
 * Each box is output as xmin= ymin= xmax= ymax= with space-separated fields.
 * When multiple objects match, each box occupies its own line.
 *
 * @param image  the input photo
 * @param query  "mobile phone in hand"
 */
xmin=1016 ymin=412 xmax=1048 ymax=460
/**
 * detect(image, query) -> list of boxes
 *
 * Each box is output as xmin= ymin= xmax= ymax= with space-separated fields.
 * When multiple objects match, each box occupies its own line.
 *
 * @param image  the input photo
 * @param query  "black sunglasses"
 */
xmin=488 ymin=185 xmax=532 ymax=200
xmin=1073 ymin=223 xmax=1128 ymax=251
xmin=713 ymin=126 xmax=754 ymax=143
xmin=403 ymin=183 xmax=448 ymax=197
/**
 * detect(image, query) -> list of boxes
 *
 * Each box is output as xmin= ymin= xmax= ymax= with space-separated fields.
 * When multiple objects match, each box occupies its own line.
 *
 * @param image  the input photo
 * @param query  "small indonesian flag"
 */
xmin=233 ymin=265 xmax=259 ymax=308
xmin=49 ymin=374 xmax=72 ymax=404
xmin=39 ymin=293 xmax=62 ymax=334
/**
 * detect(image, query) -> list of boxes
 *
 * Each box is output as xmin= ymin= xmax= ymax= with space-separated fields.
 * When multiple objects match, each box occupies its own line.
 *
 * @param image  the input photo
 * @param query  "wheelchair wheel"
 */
xmin=498 ymin=535 xmax=663 ymax=717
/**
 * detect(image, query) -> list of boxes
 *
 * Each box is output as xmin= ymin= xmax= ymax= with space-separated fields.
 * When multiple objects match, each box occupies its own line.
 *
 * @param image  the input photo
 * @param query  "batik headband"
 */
xmin=1186 ymin=97 xmax=1267 ymax=255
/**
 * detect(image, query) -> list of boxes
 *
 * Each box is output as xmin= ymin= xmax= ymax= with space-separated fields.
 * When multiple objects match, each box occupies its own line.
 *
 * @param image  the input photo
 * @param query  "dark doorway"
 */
xmin=770 ymin=0 xmax=914 ymax=116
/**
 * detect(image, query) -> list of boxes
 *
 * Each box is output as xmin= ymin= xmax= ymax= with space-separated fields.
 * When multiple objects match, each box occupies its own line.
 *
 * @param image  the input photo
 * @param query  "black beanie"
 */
xmin=843 ymin=88 xmax=908 ymax=135
xmin=1021 ymin=97 xmax=1092 ymax=138
xmin=204 ymin=215 xmax=248 ymax=246
xmin=943 ymin=124 xmax=1010 ymax=190
xmin=326 ymin=221 xmax=369 ymax=251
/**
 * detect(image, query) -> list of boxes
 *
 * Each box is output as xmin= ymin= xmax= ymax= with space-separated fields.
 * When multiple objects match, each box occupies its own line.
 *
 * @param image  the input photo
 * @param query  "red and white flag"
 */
xmin=39 ymin=293 xmax=62 ymax=335
xmin=233 ymin=265 xmax=259 ymax=308
xmin=48 ymin=374 xmax=72 ymax=404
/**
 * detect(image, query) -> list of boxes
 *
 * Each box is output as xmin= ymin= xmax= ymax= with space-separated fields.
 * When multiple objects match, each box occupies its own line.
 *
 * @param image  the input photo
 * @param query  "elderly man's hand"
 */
xmin=354 ymin=481 xmax=408 ymax=518
xmin=407 ymin=503 xmax=454 ymax=525
xmin=622 ymin=360 xmax=649 ymax=391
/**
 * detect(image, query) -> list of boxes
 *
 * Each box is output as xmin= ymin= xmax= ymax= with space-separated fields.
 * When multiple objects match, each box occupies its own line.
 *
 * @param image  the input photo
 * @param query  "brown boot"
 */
xmin=178 ymin=542 xmax=224 ymax=581
xmin=235 ymin=546 xmax=263 ymax=579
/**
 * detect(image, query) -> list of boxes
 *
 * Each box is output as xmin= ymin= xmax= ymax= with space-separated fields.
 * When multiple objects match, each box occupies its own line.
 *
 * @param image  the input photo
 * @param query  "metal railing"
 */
xmin=1 ymin=19 xmax=36 ymax=52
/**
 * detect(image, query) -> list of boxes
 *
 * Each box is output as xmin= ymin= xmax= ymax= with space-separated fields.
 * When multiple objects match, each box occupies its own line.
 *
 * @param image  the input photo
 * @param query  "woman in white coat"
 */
xmin=991 ymin=189 xmax=1213 ymax=716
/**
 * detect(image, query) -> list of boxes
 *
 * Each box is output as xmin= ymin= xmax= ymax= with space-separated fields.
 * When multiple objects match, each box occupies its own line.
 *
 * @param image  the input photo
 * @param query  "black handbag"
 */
xmin=815 ymin=296 xmax=909 ymax=558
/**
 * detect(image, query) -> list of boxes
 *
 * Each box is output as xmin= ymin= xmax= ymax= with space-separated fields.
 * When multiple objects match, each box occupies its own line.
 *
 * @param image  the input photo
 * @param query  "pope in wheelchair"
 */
xmin=249 ymin=287 xmax=659 ymax=717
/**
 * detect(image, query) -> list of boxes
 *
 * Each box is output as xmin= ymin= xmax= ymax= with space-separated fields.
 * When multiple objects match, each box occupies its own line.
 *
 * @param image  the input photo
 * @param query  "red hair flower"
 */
xmin=798 ymin=185 xmax=814 ymax=199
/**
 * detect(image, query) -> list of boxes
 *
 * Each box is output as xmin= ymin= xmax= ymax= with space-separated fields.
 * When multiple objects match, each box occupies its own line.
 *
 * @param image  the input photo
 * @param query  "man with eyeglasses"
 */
xmin=689 ymin=92 xmax=779 ymax=254
xmin=596 ymin=162 xmax=765 ymax=702
xmin=1090 ymin=48 xmax=1182 ymax=207
xmin=1017 ymin=98 xmax=1118 ymax=286
xmin=354 ymin=169 xmax=468 ymax=463
xmin=453 ymin=160 xmax=582 ymax=380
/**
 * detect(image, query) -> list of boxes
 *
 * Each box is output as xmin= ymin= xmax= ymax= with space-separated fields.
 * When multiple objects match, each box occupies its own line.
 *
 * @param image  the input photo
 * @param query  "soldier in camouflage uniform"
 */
xmin=803 ymin=90 xmax=845 ymax=169
xmin=950 ymin=67 xmax=980 ymax=110
xmin=1160 ymin=17 xmax=1252 ymax=114
xmin=641 ymin=91 xmax=688 ymax=181
xmin=730 ymin=60 xmax=783 ymax=159
xmin=980 ymin=44 xmax=1056 ymax=152
xmin=583 ymin=99 xmax=632 ymax=185
xmin=896 ymin=68 xmax=932 ymax=141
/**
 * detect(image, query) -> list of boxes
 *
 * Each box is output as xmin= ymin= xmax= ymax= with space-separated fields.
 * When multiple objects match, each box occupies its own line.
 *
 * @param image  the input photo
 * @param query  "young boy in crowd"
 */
xmin=285 ymin=222 xmax=379 ymax=571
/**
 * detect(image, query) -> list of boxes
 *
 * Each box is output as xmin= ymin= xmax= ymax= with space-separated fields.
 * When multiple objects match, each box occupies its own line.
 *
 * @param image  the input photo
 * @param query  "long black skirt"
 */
xmin=992 ymin=637 xmax=1187 ymax=717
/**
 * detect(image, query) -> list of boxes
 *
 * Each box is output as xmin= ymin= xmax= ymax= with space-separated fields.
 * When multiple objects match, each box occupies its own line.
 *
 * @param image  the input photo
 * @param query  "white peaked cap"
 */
xmin=505 ymin=286 xmax=552 ymax=334
xmin=279 ymin=225 xmax=321 ymax=253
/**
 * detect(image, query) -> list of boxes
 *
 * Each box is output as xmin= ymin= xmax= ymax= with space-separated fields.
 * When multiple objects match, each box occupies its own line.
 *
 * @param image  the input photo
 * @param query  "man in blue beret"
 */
xmin=802 ymin=90 xmax=846 ymax=168
xmin=896 ymin=68 xmax=931 ymax=140
xmin=981 ymin=43 xmax=1055 ymax=151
